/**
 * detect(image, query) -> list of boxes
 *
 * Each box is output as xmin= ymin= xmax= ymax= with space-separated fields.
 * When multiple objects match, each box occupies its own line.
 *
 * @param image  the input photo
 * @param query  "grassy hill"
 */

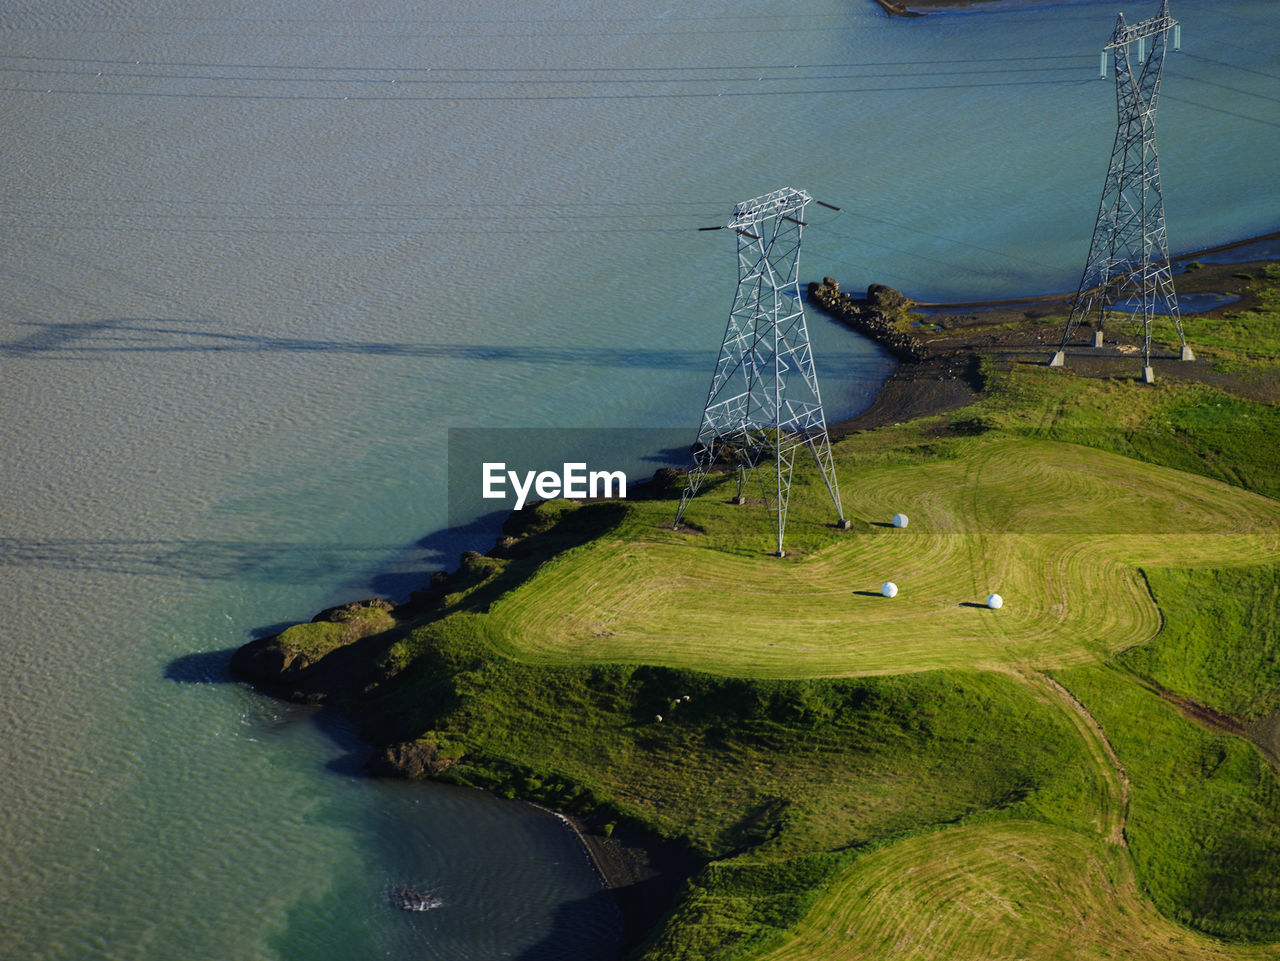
xmin=242 ymin=265 xmax=1280 ymax=959
xmin=477 ymin=436 xmax=1279 ymax=679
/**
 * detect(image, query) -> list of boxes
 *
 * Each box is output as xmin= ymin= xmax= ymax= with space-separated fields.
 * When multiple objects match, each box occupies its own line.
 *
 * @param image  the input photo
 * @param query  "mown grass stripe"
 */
xmin=479 ymin=439 xmax=1280 ymax=679
xmin=752 ymin=822 xmax=1280 ymax=961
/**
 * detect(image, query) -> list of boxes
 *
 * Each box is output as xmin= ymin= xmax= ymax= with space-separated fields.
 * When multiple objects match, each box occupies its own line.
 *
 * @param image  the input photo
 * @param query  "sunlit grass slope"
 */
xmin=363 ymin=433 xmax=1280 ymax=960
xmin=344 ymin=275 xmax=1280 ymax=959
xmin=479 ymin=437 xmax=1280 ymax=679
xmin=751 ymin=821 xmax=1280 ymax=961
xmin=1054 ymin=664 xmax=1280 ymax=945
xmin=1123 ymin=563 xmax=1280 ymax=720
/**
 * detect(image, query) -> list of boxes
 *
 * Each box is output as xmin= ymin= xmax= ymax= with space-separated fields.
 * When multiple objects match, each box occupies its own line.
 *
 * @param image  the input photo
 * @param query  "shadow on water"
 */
xmin=0 ymin=534 xmax=407 ymax=582
xmin=164 ymin=646 xmax=239 ymax=684
xmin=513 ymin=889 xmax=625 ymax=961
xmin=639 ymin=444 xmax=693 ymax=466
xmin=0 ymin=316 xmax=875 ymax=371
xmin=365 ymin=508 xmax=512 ymax=600
xmin=266 ymin=880 xmax=622 ymax=961
xmin=164 ymin=626 xmax=291 ymax=685
xmin=3 ymin=517 xmax=500 ymax=597
xmin=316 ymin=710 xmax=375 ymax=778
xmin=0 ymin=316 xmax=707 ymax=369
xmin=157 ymin=507 xmax=514 ymax=690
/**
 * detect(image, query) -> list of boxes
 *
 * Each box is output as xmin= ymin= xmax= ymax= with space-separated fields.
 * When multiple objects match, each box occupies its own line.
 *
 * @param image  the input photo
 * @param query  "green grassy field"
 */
xmin=751 ymin=821 xmax=1280 ymax=961
xmin=354 ymin=430 xmax=1280 ymax=959
xmin=1122 ymin=564 xmax=1280 ymax=721
xmin=269 ymin=268 xmax=1280 ymax=959
xmin=1053 ymin=664 xmax=1280 ymax=944
xmin=477 ymin=437 xmax=1280 ymax=679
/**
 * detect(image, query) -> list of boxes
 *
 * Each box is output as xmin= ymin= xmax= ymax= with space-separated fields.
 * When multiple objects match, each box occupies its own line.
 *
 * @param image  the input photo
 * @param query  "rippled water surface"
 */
xmin=1 ymin=0 xmax=1276 ymax=957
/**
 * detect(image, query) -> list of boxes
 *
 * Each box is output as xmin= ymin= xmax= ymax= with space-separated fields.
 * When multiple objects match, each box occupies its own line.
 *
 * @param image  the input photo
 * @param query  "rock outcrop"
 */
xmin=367 ymin=738 xmax=457 ymax=779
xmin=808 ymin=278 xmax=928 ymax=362
xmin=229 ymin=597 xmax=397 ymax=701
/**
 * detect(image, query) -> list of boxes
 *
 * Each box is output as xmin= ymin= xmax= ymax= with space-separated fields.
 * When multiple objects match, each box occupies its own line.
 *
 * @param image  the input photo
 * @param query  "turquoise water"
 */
xmin=1 ymin=0 xmax=1276 ymax=957
xmin=912 ymin=291 xmax=1241 ymax=315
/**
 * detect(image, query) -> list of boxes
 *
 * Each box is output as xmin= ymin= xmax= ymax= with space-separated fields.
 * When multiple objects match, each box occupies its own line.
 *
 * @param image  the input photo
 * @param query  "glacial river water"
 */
xmin=1 ymin=0 xmax=1276 ymax=957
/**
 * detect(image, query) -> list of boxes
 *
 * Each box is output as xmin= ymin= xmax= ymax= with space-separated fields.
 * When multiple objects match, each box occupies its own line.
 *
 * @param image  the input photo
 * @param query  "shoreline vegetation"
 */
xmin=232 ymin=238 xmax=1280 ymax=959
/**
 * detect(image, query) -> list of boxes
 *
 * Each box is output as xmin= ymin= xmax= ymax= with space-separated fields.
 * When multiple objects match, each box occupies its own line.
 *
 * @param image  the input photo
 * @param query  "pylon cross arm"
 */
xmin=1107 ymin=12 xmax=1176 ymax=49
xmin=727 ymin=188 xmax=812 ymax=229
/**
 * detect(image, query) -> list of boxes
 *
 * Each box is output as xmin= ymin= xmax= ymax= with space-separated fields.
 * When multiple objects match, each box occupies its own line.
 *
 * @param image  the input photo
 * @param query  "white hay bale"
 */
xmin=881 ymin=581 xmax=898 ymax=598
xmin=892 ymin=513 xmax=909 ymax=528
xmin=987 ymin=593 xmax=1003 ymax=610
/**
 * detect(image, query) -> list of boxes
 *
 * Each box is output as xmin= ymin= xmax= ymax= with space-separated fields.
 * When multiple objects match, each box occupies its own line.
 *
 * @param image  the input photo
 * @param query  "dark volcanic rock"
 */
xmin=868 ymin=283 xmax=910 ymax=312
xmin=228 ymin=636 xmax=308 ymax=688
xmin=807 ymin=280 xmax=927 ymax=362
xmin=229 ymin=599 xmax=398 ymax=702
xmin=368 ymin=739 xmax=456 ymax=778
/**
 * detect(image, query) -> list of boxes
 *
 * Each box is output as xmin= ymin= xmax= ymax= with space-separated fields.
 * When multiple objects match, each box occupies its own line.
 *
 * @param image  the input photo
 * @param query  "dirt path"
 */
xmin=1031 ymin=671 xmax=1131 ymax=845
xmin=1116 ymin=667 xmax=1280 ymax=774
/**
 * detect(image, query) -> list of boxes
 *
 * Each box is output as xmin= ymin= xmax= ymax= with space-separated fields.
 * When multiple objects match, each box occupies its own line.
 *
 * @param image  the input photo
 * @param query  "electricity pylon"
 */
xmin=1049 ymin=0 xmax=1192 ymax=383
xmin=672 ymin=187 xmax=848 ymax=556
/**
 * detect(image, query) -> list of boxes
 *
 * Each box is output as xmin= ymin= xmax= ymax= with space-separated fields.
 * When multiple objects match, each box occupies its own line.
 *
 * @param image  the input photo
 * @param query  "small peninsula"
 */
xmin=234 ymin=257 xmax=1280 ymax=960
xmin=869 ymin=0 xmax=1034 ymax=18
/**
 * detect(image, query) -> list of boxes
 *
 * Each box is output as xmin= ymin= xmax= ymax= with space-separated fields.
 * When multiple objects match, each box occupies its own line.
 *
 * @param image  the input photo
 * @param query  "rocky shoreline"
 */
xmin=869 ymin=0 xmax=1031 ymax=17
xmin=229 ymin=504 xmax=704 ymax=955
xmin=815 ymin=237 xmax=1280 ymax=433
xmin=808 ymin=278 xmax=928 ymax=361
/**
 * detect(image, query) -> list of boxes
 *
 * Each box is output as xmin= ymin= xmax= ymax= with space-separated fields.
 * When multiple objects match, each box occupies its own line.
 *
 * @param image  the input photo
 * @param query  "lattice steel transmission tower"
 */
xmin=672 ymin=187 xmax=848 ymax=556
xmin=1049 ymin=0 xmax=1192 ymax=383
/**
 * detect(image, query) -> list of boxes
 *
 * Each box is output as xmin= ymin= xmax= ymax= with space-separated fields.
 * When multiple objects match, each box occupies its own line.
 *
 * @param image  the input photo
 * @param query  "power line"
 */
xmin=1180 ymin=51 xmax=1280 ymax=83
xmin=0 ymin=52 xmax=1088 ymax=72
xmin=811 ymin=228 xmax=1014 ymax=279
xmin=0 ymin=7 xmax=1114 ymax=40
xmin=1 ymin=195 xmax=734 ymax=211
xmin=0 ymin=223 xmax=696 ymax=236
xmin=0 ymin=196 xmax=730 ymax=236
xmin=1166 ymin=69 xmax=1280 ymax=107
xmin=0 ymin=21 xmax=924 ymax=40
xmin=1163 ymin=92 xmax=1280 ymax=128
xmin=843 ymin=208 xmax=1053 ymax=273
xmin=0 ymin=11 xmax=858 ymax=27
xmin=0 ymin=75 xmax=1092 ymax=103
xmin=0 ymin=63 xmax=1089 ymax=86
